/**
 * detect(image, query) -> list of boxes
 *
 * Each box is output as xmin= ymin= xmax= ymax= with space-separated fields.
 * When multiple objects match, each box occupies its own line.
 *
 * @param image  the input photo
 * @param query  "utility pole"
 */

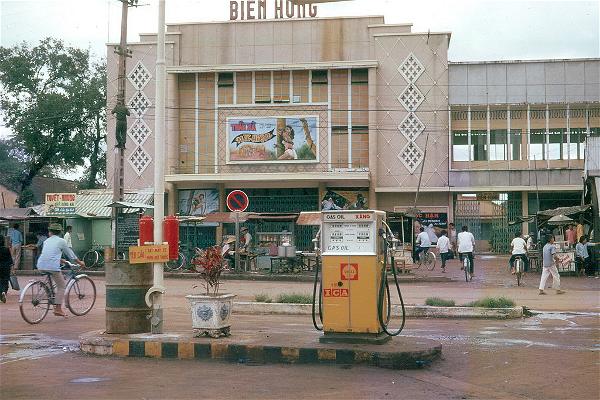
xmin=111 ymin=0 xmax=138 ymax=257
xmin=151 ymin=0 xmax=166 ymax=334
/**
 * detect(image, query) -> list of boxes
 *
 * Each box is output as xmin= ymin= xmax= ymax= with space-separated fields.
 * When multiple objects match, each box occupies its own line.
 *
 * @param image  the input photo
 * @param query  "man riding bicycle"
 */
xmin=509 ymin=231 xmax=529 ymax=274
xmin=457 ymin=225 xmax=475 ymax=275
xmin=414 ymin=226 xmax=431 ymax=263
xmin=36 ymin=223 xmax=85 ymax=317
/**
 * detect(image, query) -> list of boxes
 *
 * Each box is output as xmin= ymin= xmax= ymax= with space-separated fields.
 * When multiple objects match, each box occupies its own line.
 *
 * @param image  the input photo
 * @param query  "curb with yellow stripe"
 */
xmin=80 ymin=334 xmax=441 ymax=369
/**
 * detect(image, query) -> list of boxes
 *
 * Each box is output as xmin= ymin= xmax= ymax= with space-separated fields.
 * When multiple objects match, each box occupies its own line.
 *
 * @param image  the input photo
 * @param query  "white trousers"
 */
xmin=538 ymin=265 xmax=561 ymax=290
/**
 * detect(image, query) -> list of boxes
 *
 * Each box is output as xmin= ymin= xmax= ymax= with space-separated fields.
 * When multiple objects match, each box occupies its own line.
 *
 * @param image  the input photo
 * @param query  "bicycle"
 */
xmin=461 ymin=253 xmax=473 ymax=282
xmin=82 ymin=243 xmax=105 ymax=270
xmin=164 ymin=244 xmax=188 ymax=272
xmin=414 ymin=246 xmax=437 ymax=270
xmin=514 ymin=255 xmax=525 ymax=286
xmin=19 ymin=261 xmax=97 ymax=324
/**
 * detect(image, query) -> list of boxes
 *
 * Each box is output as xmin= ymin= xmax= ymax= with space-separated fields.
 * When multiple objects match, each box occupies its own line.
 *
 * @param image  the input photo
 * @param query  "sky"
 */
xmin=0 ymin=0 xmax=598 ymax=175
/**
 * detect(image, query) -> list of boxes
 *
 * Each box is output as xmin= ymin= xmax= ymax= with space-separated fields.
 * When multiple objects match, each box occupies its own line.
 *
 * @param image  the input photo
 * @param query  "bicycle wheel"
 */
xmin=413 ymin=254 xmax=422 ymax=269
xmin=19 ymin=281 xmax=51 ymax=324
xmin=464 ymin=258 xmax=471 ymax=282
xmin=66 ymin=276 xmax=97 ymax=316
xmin=426 ymin=252 xmax=437 ymax=271
xmin=83 ymin=250 xmax=99 ymax=270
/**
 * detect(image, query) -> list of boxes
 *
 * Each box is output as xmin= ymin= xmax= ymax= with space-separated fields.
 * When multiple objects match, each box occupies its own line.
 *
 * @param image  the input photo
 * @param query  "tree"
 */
xmin=0 ymin=38 xmax=107 ymax=205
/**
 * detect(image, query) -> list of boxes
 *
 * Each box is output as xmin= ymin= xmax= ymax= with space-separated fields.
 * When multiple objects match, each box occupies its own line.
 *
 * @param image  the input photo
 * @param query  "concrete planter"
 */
xmin=186 ymin=293 xmax=236 ymax=338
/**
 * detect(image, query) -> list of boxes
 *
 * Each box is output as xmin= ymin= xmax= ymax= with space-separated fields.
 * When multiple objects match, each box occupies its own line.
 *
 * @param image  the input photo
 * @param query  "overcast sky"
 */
xmin=0 ymin=0 xmax=598 ymax=144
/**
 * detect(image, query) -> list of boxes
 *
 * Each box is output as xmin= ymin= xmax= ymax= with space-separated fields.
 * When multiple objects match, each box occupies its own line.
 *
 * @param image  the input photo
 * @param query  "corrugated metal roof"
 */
xmin=0 ymin=207 xmax=38 ymax=220
xmin=36 ymin=189 xmax=154 ymax=218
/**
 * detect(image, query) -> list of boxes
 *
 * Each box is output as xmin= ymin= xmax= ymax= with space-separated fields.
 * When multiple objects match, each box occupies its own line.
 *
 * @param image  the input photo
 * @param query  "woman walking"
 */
xmin=0 ymin=235 xmax=14 ymax=303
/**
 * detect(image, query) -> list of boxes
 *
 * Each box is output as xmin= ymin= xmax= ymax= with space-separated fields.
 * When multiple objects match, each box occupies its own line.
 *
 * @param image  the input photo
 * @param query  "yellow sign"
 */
xmin=129 ymin=244 xmax=170 ymax=264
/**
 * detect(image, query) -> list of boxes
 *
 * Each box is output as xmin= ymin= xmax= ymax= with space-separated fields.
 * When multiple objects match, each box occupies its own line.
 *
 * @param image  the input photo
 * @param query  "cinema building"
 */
xmin=106 ymin=14 xmax=599 ymax=250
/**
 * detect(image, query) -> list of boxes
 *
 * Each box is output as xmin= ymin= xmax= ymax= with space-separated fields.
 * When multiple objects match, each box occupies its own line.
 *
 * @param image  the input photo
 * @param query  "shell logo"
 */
xmin=341 ymin=263 xmax=358 ymax=280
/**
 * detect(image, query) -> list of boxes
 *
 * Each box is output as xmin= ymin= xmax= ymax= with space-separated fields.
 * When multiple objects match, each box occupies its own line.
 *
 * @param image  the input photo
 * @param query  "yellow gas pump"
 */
xmin=310 ymin=210 xmax=406 ymax=344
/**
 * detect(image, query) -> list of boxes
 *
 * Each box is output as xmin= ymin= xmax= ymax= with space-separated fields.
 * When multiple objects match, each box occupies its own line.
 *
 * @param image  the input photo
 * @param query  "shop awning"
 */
xmin=106 ymin=201 xmax=155 ymax=209
xmin=0 ymin=207 xmax=38 ymax=220
xmin=247 ymin=213 xmax=298 ymax=221
xmin=297 ymin=212 xmax=322 ymax=226
xmin=537 ymin=204 xmax=591 ymax=217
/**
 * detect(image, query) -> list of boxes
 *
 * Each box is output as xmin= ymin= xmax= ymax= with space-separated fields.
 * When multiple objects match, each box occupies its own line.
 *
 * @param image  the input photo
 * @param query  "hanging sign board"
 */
xmin=129 ymin=244 xmax=170 ymax=264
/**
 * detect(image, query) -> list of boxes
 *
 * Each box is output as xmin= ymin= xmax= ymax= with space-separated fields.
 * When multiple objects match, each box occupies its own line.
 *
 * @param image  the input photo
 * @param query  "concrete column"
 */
xmin=165 ymin=72 xmax=179 ymax=217
xmin=521 ymin=191 xmax=529 ymax=235
xmin=368 ymin=67 xmax=378 ymax=209
xmin=216 ymin=183 xmax=226 ymax=242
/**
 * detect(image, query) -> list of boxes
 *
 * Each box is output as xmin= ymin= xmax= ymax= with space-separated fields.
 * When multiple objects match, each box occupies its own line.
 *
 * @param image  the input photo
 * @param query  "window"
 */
xmin=217 ymin=72 xmax=233 ymax=104
xmin=254 ymin=71 xmax=271 ymax=103
xmin=351 ymin=126 xmax=369 ymax=168
xmin=292 ymin=70 xmax=309 ymax=103
xmin=452 ymin=130 xmax=469 ymax=161
xmin=530 ymin=129 xmax=545 ymax=161
xmin=351 ymin=69 xmax=368 ymax=126
xmin=471 ymin=130 xmax=487 ymax=161
xmin=509 ymin=129 xmax=521 ymax=161
xmin=548 ymin=129 xmax=565 ymax=160
xmin=272 ymin=71 xmax=289 ymax=103
xmin=489 ymin=130 xmax=507 ymax=161
xmin=331 ymin=126 xmax=348 ymax=168
xmin=236 ymin=72 xmax=252 ymax=104
xmin=569 ymin=128 xmax=586 ymax=160
xmin=311 ymin=70 xmax=328 ymax=102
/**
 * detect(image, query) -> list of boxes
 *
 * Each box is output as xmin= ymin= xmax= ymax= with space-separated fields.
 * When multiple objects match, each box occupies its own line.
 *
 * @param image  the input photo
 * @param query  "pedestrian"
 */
xmin=538 ymin=235 xmax=565 ymax=295
xmin=413 ymin=226 xmax=431 ymax=263
xmin=436 ymin=230 xmax=450 ymax=273
xmin=7 ymin=223 xmax=23 ymax=271
xmin=565 ymin=225 xmax=577 ymax=249
xmin=448 ymin=223 xmax=457 ymax=259
xmin=36 ymin=223 xmax=85 ymax=316
xmin=509 ymin=231 xmax=529 ymax=274
xmin=575 ymin=236 xmax=596 ymax=276
xmin=63 ymin=225 xmax=73 ymax=248
xmin=0 ymin=235 xmax=13 ymax=303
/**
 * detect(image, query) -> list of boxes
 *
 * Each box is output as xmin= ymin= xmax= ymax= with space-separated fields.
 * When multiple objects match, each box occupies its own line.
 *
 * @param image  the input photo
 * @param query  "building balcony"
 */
xmin=449 ymin=168 xmax=584 ymax=192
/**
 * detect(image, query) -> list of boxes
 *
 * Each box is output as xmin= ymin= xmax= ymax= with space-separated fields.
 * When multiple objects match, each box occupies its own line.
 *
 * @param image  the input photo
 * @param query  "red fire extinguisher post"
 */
xmin=139 ymin=215 xmax=154 ymax=245
xmin=163 ymin=216 xmax=180 ymax=261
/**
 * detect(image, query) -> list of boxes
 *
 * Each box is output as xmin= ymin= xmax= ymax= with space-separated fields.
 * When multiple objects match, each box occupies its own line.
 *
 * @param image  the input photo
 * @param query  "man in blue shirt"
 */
xmin=7 ymin=223 xmax=23 ymax=271
xmin=36 ymin=223 xmax=84 ymax=317
xmin=575 ymin=236 xmax=596 ymax=276
xmin=538 ymin=235 xmax=565 ymax=295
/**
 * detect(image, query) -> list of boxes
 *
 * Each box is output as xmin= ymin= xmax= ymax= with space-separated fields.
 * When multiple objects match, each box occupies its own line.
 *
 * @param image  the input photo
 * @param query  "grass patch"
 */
xmin=276 ymin=293 xmax=313 ymax=304
xmin=254 ymin=293 xmax=272 ymax=303
xmin=463 ymin=296 xmax=516 ymax=308
xmin=425 ymin=297 xmax=456 ymax=307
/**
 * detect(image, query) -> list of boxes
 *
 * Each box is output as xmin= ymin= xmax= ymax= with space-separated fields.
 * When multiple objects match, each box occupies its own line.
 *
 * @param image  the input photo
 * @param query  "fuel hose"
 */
xmin=377 ymin=228 xmax=406 ymax=336
xmin=311 ymin=253 xmax=323 ymax=331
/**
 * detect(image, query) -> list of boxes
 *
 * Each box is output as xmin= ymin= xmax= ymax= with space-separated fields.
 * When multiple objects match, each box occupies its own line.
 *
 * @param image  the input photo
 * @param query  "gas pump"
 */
xmin=310 ymin=210 xmax=406 ymax=344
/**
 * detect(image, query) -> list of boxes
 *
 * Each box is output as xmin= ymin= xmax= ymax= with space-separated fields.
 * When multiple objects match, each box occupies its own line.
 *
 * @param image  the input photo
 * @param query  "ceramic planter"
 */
xmin=186 ymin=293 xmax=236 ymax=338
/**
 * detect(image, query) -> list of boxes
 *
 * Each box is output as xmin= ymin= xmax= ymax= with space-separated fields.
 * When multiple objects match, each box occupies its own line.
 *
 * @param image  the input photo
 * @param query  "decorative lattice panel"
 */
xmin=127 ymin=118 xmax=151 ymax=145
xmin=127 ymin=91 xmax=151 ymax=118
xmin=398 ymin=112 xmax=425 ymax=141
xmin=398 ymin=84 xmax=424 ymax=112
xmin=128 ymin=61 xmax=152 ymax=90
xmin=398 ymin=53 xmax=424 ymax=83
xmin=128 ymin=145 xmax=152 ymax=176
xmin=398 ymin=141 xmax=424 ymax=174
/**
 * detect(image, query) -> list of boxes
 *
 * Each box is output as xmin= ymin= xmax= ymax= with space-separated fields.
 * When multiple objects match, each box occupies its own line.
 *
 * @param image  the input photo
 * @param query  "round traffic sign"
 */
xmin=226 ymin=190 xmax=249 ymax=212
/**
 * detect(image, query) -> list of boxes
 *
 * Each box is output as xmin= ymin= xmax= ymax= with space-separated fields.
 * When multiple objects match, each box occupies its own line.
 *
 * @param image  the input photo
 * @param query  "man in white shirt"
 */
xmin=457 ymin=225 xmax=476 ymax=275
xmin=36 ymin=223 xmax=84 ymax=317
xmin=414 ymin=226 xmax=431 ymax=263
xmin=63 ymin=226 xmax=73 ymax=248
xmin=436 ymin=230 xmax=451 ymax=273
xmin=509 ymin=231 xmax=529 ymax=274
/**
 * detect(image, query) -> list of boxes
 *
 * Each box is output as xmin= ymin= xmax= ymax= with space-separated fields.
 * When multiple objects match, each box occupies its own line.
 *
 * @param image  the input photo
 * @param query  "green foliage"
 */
xmin=296 ymin=143 xmax=316 ymax=160
xmin=276 ymin=293 xmax=312 ymax=304
xmin=425 ymin=297 xmax=456 ymax=307
xmin=0 ymin=38 xmax=107 ymax=202
xmin=254 ymin=293 xmax=273 ymax=303
xmin=463 ymin=297 xmax=516 ymax=308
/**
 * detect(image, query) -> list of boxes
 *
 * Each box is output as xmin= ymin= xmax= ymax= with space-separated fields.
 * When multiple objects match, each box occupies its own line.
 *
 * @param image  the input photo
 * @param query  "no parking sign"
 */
xmin=226 ymin=190 xmax=249 ymax=212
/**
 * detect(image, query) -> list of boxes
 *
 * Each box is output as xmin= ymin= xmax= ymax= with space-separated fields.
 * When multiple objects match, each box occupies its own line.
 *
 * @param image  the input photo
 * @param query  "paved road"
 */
xmin=1 ymin=258 xmax=599 ymax=399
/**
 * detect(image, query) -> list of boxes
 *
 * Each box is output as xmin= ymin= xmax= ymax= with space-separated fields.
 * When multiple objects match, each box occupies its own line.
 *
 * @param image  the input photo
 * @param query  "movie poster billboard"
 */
xmin=321 ymin=189 xmax=369 ymax=211
xmin=178 ymin=189 xmax=219 ymax=216
xmin=227 ymin=116 xmax=318 ymax=163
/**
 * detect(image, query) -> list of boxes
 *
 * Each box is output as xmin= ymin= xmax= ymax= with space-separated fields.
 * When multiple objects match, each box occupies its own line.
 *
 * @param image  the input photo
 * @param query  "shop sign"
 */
xmin=227 ymin=116 xmax=318 ymax=163
xmin=322 ymin=189 xmax=368 ymax=210
xmin=178 ymin=189 xmax=219 ymax=216
xmin=477 ymin=192 xmax=499 ymax=201
xmin=45 ymin=193 xmax=76 ymax=215
xmin=129 ymin=244 xmax=170 ymax=264
xmin=415 ymin=212 xmax=448 ymax=229
xmin=230 ymin=0 xmax=318 ymax=21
